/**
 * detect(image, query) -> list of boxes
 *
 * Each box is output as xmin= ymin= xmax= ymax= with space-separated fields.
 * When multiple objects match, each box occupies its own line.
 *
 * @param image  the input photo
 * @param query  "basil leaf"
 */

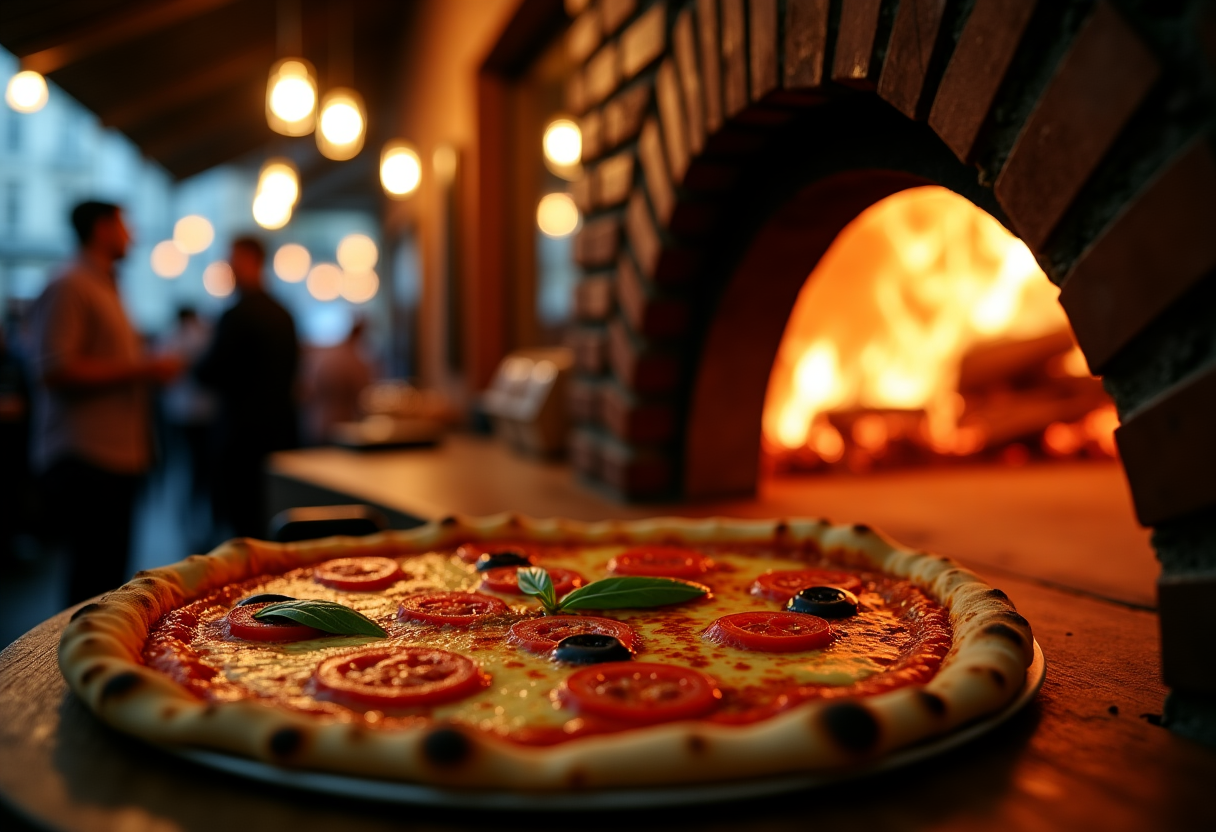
xmin=518 ymin=566 xmax=559 ymax=614
xmin=253 ymin=600 xmax=387 ymax=638
xmin=558 ymin=576 xmax=707 ymax=611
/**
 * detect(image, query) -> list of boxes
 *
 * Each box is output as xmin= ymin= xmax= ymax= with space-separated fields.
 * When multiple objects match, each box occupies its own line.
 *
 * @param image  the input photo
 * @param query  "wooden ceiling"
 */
xmin=0 ymin=0 xmax=411 ymax=192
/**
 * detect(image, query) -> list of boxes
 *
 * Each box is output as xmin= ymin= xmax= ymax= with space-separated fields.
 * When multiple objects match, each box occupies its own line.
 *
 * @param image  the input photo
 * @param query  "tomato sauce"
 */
xmin=141 ymin=543 xmax=952 ymax=746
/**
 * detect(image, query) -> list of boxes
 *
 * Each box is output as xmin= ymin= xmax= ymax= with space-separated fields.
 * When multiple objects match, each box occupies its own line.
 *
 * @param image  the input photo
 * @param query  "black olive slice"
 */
xmin=236 ymin=593 xmax=297 ymax=607
xmin=787 ymin=586 xmax=859 ymax=619
xmin=552 ymin=634 xmax=633 ymax=665
xmin=475 ymin=550 xmax=535 ymax=572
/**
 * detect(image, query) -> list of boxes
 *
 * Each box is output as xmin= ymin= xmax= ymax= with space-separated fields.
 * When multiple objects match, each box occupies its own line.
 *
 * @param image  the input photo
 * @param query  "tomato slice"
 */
xmin=705 ymin=611 xmax=833 ymax=652
xmin=313 ymin=557 xmax=404 ymax=591
xmin=607 ymin=546 xmax=712 ymax=579
xmin=482 ymin=566 xmax=585 ymax=596
xmin=455 ymin=541 xmax=540 ymax=564
xmin=750 ymin=569 xmax=863 ymax=601
xmin=315 ymin=647 xmax=486 ymax=708
xmin=226 ymin=603 xmax=324 ymax=643
xmin=397 ymin=591 xmax=509 ymax=626
xmin=560 ymin=662 xmax=721 ymax=723
xmin=508 ymin=615 xmax=638 ymax=654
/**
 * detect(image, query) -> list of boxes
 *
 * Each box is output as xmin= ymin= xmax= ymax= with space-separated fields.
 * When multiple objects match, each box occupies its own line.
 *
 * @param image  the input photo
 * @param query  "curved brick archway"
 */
xmin=563 ymin=0 xmax=1216 ymax=735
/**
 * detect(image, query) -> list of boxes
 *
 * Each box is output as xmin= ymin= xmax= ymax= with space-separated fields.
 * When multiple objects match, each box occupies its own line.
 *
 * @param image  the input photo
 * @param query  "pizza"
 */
xmin=57 ymin=515 xmax=1036 ymax=791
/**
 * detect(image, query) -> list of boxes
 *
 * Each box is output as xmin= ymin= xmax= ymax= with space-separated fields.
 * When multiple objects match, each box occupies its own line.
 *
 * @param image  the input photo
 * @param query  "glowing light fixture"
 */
xmin=274 ymin=243 xmax=311 ymax=283
xmin=150 ymin=240 xmax=188 ymax=278
xmin=202 ymin=261 xmax=235 ymax=298
xmin=266 ymin=58 xmax=317 ymax=136
xmin=340 ymin=269 xmax=379 ymax=304
xmin=316 ymin=88 xmax=365 ymax=160
xmin=173 ymin=215 xmax=214 ymax=255
xmin=536 ymin=193 xmax=580 ymax=238
xmin=252 ymin=192 xmax=292 ymax=230
xmin=380 ymin=141 xmax=421 ymax=197
xmin=336 ymin=233 xmax=378 ymax=273
xmin=543 ymin=119 xmax=581 ymax=165
xmin=6 ymin=70 xmax=48 ymax=113
xmin=306 ymin=263 xmax=342 ymax=301
xmin=257 ymin=158 xmax=300 ymax=206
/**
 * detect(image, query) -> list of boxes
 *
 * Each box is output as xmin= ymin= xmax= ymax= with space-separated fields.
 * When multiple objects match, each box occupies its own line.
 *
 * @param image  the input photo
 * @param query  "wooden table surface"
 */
xmin=3 ymin=571 xmax=1214 ymax=832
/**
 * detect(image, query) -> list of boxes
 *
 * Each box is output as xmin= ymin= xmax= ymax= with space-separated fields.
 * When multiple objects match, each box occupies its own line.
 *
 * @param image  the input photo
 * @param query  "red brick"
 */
xmin=574 ymin=216 xmax=621 ymax=268
xmin=598 ymin=434 xmax=675 ymax=497
xmin=574 ymin=275 xmax=615 ymax=321
xmin=721 ymin=0 xmax=747 ymax=117
xmin=625 ymin=188 xmax=661 ymax=277
xmin=620 ymin=3 xmax=666 ymax=80
xmin=571 ymin=174 xmax=594 ymax=214
xmin=1060 ymin=139 xmax=1216 ymax=373
xmin=831 ymin=0 xmax=884 ymax=89
xmin=567 ymin=326 xmax=610 ymax=376
xmin=603 ymin=83 xmax=651 ymax=149
xmin=783 ymin=0 xmax=831 ymax=90
xmin=750 ymin=0 xmax=778 ymax=101
xmin=1158 ymin=575 xmax=1216 ymax=693
xmin=567 ymin=375 xmax=604 ymax=425
xmin=594 ymin=151 xmax=636 ymax=208
xmin=617 ymin=251 xmax=690 ymax=339
xmin=637 ymin=117 xmax=675 ymax=224
xmin=569 ymin=427 xmax=604 ymax=478
xmin=698 ymin=0 xmax=724 ymax=133
xmin=585 ymin=42 xmax=621 ymax=106
xmin=602 ymin=0 xmax=638 ymax=34
xmin=1116 ymin=363 xmax=1216 ymax=526
xmin=928 ymin=0 xmax=1038 ymax=162
xmin=877 ymin=0 xmax=947 ymax=119
xmin=601 ymin=383 xmax=677 ymax=444
xmin=567 ymin=8 xmax=603 ymax=63
xmin=565 ymin=72 xmax=587 ymax=115
xmin=608 ymin=317 xmax=682 ymax=395
xmin=580 ymin=108 xmax=604 ymax=162
xmin=994 ymin=2 xmax=1161 ymax=250
xmin=673 ymin=8 xmax=706 ymax=155
xmin=656 ymin=58 xmax=690 ymax=183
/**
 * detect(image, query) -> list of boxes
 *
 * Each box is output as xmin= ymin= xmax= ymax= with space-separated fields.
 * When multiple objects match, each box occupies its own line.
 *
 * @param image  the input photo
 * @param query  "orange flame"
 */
xmin=763 ymin=186 xmax=1116 ymax=462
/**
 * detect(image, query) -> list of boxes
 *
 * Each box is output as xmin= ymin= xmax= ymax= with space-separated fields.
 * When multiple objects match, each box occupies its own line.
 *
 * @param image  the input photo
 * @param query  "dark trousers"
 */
xmin=41 ymin=457 xmax=140 ymax=604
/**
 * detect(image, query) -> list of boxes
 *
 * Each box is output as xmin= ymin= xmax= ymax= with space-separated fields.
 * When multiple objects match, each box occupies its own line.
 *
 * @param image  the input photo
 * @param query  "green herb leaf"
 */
xmin=557 ymin=576 xmax=708 ymax=611
xmin=517 ymin=566 xmax=559 ymax=614
xmin=253 ymin=600 xmax=387 ymax=638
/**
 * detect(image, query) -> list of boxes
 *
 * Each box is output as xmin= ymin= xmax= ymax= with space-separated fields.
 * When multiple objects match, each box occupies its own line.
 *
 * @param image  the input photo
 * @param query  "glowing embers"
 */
xmin=763 ymin=186 xmax=1117 ymax=473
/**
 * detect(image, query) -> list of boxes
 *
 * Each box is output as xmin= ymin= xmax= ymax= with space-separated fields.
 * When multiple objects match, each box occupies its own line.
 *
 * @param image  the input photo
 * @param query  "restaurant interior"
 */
xmin=1 ymin=1 xmax=1215 ymax=830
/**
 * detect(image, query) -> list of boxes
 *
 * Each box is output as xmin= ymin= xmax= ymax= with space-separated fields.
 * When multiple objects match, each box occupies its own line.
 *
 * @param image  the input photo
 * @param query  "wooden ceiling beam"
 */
xmin=163 ymin=130 xmax=268 ymax=180
xmin=20 ymin=0 xmax=242 ymax=75
xmin=101 ymin=42 xmax=274 ymax=132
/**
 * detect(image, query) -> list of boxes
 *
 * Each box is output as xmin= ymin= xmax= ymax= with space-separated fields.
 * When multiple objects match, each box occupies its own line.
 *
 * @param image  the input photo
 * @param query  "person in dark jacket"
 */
xmin=195 ymin=236 xmax=299 ymax=539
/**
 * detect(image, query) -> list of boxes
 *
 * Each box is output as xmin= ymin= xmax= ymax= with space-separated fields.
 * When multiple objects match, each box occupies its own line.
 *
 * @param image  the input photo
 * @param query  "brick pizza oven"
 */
xmin=561 ymin=0 xmax=1216 ymax=743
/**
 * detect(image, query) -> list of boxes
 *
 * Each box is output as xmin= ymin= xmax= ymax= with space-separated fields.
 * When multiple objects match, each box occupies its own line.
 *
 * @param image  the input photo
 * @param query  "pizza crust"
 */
xmin=58 ymin=515 xmax=1035 ymax=790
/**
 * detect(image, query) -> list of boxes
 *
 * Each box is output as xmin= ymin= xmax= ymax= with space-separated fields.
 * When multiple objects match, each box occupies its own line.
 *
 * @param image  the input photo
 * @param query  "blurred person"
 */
xmin=302 ymin=317 xmax=374 ymax=444
xmin=27 ymin=201 xmax=182 ymax=603
xmin=196 ymin=237 xmax=299 ymax=539
xmin=0 ymin=307 xmax=32 ymax=563
xmin=159 ymin=307 xmax=217 ymax=541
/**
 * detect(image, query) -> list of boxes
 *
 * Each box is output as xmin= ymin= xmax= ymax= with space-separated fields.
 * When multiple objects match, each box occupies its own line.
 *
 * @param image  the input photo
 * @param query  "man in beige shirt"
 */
xmin=29 ymin=201 xmax=180 ymax=603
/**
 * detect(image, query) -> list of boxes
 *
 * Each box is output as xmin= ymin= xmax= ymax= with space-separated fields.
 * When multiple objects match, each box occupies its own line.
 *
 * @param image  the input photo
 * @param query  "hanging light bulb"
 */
xmin=273 ymin=243 xmax=311 ymax=283
xmin=5 ymin=70 xmax=48 ymax=113
xmin=266 ymin=58 xmax=317 ymax=136
xmin=173 ymin=215 xmax=214 ymax=254
xmin=252 ymin=192 xmax=292 ymax=230
xmin=380 ymin=141 xmax=421 ymax=197
xmin=150 ymin=241 xmax=189 ymax=278
xmin=306 ymin=263 xmax=342 ymax=301
xmin=257 ymin=158 xmax=300 ymax=206
xmin=340 ymin=269 xmax=379 ymax=304
xmin=543 ymin=117 xmax=581 ymax=179
xmin=316 ymin=88 xmax=365 ymax=160
xmin=336 ymin=233 xmax=378 ymax=273
xmin=202 ymin=261 xmax=235 ymax=298
xmin=536 ymin=193 xmax=580 ymax=238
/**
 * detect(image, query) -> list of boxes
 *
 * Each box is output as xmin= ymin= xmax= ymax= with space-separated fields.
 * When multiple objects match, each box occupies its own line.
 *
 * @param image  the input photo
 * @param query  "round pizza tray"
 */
xmin=166 ymin=640 xmax=1045 ymax=811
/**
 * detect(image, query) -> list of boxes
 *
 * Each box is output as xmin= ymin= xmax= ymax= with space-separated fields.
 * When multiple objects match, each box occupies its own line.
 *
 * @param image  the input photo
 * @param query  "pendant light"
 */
xmin=380 ymin=141 xmax=421 ymax=197
xmin=253 ymin=157 xmax=300 ymax=230
xmin=5 ymin=70 xmax=48 ymax=113
xmin=317 ymin=1 xmax=365 ymax=160
xmin=266 ymin=1 xmax=316 ymax=136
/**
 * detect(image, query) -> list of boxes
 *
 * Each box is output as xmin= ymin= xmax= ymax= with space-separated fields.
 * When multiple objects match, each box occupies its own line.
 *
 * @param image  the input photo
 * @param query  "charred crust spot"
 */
xmin=70 ymin=603 xmax=103 ymax=621
xmin=686 ymin=735 xmax=708 ymax=755
xmin=422 ymin=728 xmax=472 ymax=767
xmin=819 ymin=702 xmax=880 ymax=753
xmin=983 ymin=623 xmax=1027 ymax=650
xmin=851 ymin=524 xmax=872 ymax=535
xmin=99 ymin=672 xmax=141 ymax=702
xmin=986 ymin=588 xmax=1010 ymax=602
xmin=915 ymin=690 xmax=947 ymax=717
xmin=439 ymin=516 xmax=458 ymax=527
xmin=988 ymin=668 xmax=1008 ymax=688
xmin=80 ymin=665 xmax=105 ymax=685
xmin=269 ymin=727 xmax=305 ymax=758
xmin=994 ymin=610 xmax=1031 ymax=630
